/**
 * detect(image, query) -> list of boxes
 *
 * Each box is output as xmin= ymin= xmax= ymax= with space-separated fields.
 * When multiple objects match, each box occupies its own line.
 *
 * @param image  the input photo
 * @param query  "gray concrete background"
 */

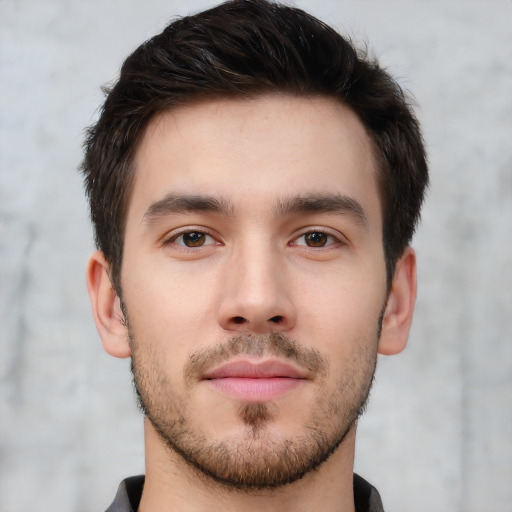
xmin=1 ymin=1 xmax=511 ymax=511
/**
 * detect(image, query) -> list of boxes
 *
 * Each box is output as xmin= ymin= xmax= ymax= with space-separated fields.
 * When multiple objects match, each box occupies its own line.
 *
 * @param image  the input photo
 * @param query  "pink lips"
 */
xmin=203 ymin=359 xmax=307 ymax=402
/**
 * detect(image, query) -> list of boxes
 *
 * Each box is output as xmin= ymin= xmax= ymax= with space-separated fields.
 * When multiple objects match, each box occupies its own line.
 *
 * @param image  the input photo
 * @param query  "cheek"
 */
xmin=296 ymin=268 xmax=386 ymax=352
xmin=124 ymin=254 xmax=217 ymax=318
xmin=121 ymin=259 xmax=221 ymax=369
xmin=301 ymin=263 xmax=386 ymax=314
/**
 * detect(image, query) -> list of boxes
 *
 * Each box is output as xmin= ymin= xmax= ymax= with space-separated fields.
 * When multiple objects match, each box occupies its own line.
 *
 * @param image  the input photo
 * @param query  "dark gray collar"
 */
xmin=105 ymin=473 xmax=384 ymax=512
xmin=105 ymin=476 xmax=143 ymax=512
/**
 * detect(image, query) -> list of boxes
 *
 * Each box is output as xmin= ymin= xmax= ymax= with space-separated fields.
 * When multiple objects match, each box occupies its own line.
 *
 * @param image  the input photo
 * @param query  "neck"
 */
xmin=139 ymin=418 xmax=357 ymax=512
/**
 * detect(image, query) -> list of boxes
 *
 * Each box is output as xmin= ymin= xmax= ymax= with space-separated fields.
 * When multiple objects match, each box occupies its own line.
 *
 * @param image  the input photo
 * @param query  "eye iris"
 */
xmin=305 ymin=232 xmax=328 ymax=247
xmin=183 ymin=232 xmax=206 ymax=247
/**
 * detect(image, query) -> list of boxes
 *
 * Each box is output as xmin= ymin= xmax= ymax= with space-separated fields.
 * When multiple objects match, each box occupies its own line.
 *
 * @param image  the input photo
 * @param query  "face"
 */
xmin=120 ymin=95 xmax=389 ymax=489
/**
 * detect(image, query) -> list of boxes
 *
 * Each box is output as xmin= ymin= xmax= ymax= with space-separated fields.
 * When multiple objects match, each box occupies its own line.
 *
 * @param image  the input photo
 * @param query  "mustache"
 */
xmin=184 ymin=332 xmax=328 ymax=385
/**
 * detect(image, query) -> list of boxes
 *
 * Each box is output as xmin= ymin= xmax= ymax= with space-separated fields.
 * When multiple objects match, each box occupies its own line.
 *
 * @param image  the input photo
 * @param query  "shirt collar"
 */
xmin=105 ymin=473 xmax=384 ymax=512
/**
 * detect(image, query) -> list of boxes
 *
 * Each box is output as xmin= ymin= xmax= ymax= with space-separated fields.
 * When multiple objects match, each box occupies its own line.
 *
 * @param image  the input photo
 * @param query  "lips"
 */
xmin=203 ymin=359 xmax=308 ymax=402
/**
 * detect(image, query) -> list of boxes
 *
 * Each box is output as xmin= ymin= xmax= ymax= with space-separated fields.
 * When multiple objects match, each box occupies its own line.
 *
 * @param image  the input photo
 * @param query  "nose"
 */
xmin=217 ymin=244 xmax=297 ymax=334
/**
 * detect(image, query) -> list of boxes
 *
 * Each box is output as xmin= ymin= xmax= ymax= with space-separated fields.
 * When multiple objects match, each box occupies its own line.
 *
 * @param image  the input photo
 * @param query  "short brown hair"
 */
xmin=81 ymin=0 xmax=428 ymax=293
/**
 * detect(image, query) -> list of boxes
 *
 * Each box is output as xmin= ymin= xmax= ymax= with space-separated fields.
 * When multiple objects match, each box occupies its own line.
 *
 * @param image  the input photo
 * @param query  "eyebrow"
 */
xmin=143 ymin=192 xmax=369 ymax=228
xmin=143 ymin=193 xmax=234 ymax=223
xmin=275 ymin=193 xmax=369 ymax=228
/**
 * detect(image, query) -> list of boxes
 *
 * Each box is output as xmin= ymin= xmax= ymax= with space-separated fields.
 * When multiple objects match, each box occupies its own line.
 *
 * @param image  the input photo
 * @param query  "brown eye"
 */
xmin=165 ymin=230 xmax=218 ymax=250
xmin=304 ymin=232 xmax=328 ymax=247
xmin=182 ymin=232 xmax=207 ymax=247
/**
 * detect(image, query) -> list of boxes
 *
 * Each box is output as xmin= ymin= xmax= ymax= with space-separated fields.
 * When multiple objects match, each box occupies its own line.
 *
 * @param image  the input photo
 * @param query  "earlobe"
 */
xmin=378 ymin=247 xmax=417 ymax=356
xmin=86 ymin=251 xmax=131 ymax=358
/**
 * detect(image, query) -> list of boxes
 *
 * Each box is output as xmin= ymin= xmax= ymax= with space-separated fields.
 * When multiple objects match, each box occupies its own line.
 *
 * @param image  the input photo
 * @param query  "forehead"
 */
xmin=128 ymin=94 xmax=380 ymax=226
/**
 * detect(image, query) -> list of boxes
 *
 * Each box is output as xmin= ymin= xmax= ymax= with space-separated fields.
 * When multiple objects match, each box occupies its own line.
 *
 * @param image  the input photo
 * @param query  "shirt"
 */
xmin=105 ymin=473 xmax=385 ymax=511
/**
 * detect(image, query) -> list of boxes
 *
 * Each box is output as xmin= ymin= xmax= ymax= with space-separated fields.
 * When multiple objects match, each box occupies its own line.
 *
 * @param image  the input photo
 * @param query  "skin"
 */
xmin=87 ymin=95 xmax=417 ymax=512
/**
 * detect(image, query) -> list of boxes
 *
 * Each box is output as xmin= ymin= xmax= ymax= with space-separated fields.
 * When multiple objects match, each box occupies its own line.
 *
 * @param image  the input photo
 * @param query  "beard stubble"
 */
xmin=128 ymin=328 xmax=379 ymax=491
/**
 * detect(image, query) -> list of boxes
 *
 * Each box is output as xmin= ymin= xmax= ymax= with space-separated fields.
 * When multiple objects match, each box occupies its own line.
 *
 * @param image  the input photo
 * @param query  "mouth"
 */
xmin=202 ymin=359 xmax=308 ymax=403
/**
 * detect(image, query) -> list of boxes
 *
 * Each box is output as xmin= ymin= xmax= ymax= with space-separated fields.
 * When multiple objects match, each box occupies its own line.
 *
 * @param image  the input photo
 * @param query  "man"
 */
xmin=81 ymin=0 xmax=428 ymax=510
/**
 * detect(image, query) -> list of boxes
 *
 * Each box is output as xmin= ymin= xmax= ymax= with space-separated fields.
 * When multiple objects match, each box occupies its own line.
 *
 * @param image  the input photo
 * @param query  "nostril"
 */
xmin=233 ymin=316 xmax=246 ymax=324
xmin=269 ymin=315 xmax=283 ymax=323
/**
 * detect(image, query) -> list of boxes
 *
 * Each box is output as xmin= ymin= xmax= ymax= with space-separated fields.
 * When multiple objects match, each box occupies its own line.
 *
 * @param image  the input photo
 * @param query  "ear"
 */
xmin=378 ymin=247 xmax=417 ymax=356
xmin=86 ymin=251 xmax=131 ymax=358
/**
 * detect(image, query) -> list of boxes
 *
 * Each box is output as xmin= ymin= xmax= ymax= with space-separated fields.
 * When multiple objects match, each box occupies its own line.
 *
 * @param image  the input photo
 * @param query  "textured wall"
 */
xmin=1 ymin=1 xmax=511 ymax=511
